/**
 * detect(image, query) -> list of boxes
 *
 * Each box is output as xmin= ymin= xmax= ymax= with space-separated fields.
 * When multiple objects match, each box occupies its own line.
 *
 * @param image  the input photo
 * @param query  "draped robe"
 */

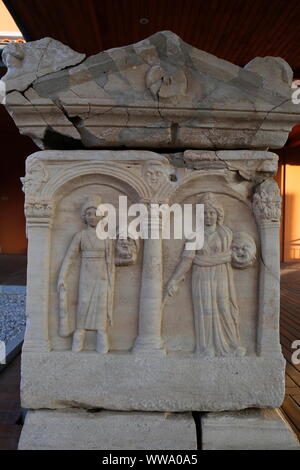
xmin=183 ymin=224 xmax=241 ymax=355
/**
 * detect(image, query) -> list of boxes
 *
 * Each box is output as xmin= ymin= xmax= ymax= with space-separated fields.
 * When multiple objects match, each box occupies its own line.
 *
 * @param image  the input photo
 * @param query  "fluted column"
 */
xmin=253 ymin=179 xmax=282 ymax=356
xmin=23 ymin=202 xmax=53 ymax=352
xmin=134 ymin=206 xmax=163 ymax=351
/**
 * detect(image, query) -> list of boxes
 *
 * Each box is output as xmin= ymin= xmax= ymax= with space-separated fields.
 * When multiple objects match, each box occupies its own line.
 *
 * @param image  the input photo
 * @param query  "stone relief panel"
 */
xmin=48 ymin=180 xmax=142 ymax=352
xmin=162 ymin=182 xmax=259 ymax=356
xmin=58 ymin=196 xmax=116 ymax=353
xmin=20 ymin=148 xmax=286 ymax=411
xmin=25 ymin=152 xmax=264 ymax=358
xmin=48 ymin=178 xmax=260 ymax=355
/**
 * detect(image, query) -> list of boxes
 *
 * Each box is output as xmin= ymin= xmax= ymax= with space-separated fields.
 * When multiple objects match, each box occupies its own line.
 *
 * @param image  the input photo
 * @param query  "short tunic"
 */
xmin=60 ymin=226 xmax=114 ymax=333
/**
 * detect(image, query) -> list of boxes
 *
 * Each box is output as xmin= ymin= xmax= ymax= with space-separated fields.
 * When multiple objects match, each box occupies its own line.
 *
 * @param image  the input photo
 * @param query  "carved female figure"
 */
xmin=166 ymin=193 xmax=255 ymax=357
xmin=58 ymin=197 xmax=115 ymax=353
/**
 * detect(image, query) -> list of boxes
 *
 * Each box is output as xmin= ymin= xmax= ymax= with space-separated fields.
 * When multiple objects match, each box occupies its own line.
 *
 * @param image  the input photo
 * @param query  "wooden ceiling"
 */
xmin=3 ymin=0 xmax=300 ymax=76
xmin=1 ymin=0 xmax=300 ymax=156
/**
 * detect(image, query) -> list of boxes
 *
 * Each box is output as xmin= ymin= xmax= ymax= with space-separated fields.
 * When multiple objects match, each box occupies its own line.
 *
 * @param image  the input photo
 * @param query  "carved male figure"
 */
xmin=57 ymin=197 xmax=115 ymax=353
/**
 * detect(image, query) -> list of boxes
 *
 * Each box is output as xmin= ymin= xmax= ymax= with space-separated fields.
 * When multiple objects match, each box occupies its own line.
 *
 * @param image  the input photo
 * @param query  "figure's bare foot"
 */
xmin=235 ymin=346 xmax=246 ymax=357
xmin=96 ymin=331 xmax=109 ymax=353
xmin=202 ymin=348 xmax=215 ymax=357
xmin=72 ymin=329 xmax=85 ymax=352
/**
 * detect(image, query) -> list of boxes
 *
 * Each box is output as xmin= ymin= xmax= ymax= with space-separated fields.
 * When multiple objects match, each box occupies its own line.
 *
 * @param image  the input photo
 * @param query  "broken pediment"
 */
xmin=1 ymin=30 xmax=299 ymax=150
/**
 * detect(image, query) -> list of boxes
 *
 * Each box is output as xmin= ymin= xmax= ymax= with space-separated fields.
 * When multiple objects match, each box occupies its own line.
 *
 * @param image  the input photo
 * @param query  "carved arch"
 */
xmin=40 ymin=163 xmax=152 ymax=201
xmin=168 ymin=171 xmax=252 ymax=207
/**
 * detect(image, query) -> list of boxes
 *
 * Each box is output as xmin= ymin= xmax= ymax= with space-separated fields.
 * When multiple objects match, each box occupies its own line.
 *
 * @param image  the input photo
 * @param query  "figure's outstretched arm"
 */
xmin=166 ymin=254 xmax=194 ymax=297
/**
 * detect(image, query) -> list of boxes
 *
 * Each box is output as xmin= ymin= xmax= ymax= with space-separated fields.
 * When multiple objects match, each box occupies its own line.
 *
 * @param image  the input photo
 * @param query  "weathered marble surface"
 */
xmin=21 ymin=352 xmax=285 ymax=411
xmin=20 ymin=149 xmax=284 ymax=411
xmin=2 ymin=38 xmax=85 ymax=92
xmin=18 ymin=410 xmax=197 ymax=450
xmin=201 ymin=409 xmax=300 ymax=450
xmin=1 ymin=31 xmax=299 ymax=150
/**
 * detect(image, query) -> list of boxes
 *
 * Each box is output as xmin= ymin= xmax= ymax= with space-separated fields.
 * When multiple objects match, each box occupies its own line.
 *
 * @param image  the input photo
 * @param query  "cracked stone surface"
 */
xmin=18 ymin=409 xmax=197 ymax=450
xmin=201 ymin=409 xmax=300 ymax=450
xmin=1 ymin=31 xmax=299 ymax=150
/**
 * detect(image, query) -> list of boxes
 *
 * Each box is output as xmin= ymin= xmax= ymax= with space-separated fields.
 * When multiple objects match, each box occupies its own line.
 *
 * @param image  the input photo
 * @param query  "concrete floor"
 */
xmin=0 ymin=257 xmax=299 ymax=448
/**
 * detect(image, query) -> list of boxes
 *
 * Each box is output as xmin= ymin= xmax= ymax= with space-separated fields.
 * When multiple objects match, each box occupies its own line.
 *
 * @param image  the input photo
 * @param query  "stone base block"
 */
xmin=18 ymin=409 xmax=197 ymax=450
xmin=201 ymin=409 xmax=300 ymax=450
xmin=20 ymin=351 xmax=285 ymax=411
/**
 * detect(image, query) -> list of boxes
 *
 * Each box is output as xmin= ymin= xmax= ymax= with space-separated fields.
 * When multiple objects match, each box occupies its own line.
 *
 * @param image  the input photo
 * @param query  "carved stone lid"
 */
xmin=1 ymin=31 xmax=299 ymax=150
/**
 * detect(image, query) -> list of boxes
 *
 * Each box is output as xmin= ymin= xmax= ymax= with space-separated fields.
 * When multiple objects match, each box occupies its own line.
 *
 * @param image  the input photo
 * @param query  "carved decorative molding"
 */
xmin=25 ymin=201 xmax=53 ymax=218
xmin=41 ymin=162 xmax=152 ymax=202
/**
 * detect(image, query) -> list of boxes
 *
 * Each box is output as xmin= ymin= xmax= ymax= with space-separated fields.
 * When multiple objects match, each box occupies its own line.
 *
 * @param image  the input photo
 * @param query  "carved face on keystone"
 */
xmin=231 ymin=232 xmax=256 ymax=269
xmin=143 ymin=161 xmax=167 ymax=191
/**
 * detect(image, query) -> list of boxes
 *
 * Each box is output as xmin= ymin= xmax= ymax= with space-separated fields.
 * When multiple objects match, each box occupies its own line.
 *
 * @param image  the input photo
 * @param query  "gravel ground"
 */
xmin=0 ymin=293 xmax=26 ymax=343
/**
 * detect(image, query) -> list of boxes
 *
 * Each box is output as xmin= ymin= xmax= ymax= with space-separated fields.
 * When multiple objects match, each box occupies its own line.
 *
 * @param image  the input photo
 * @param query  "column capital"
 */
xmin=25 ymin=201 xmax=54 ymax=228
xmin=253 ymin=178 xmax=281 ymax=226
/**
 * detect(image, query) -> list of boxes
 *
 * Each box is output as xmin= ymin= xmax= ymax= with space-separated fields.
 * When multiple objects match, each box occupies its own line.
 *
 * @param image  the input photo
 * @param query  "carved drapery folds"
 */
xmin=165 ymin=192 xmax=257 ymax=357
xmin=57 ymin=198 xmax=141 ymax=353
